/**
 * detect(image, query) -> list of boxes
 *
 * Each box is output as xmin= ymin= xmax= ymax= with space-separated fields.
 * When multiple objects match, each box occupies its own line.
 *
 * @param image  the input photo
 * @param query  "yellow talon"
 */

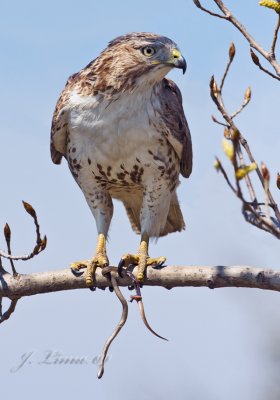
xmin=71 ymin=233 xmax=108 ymax=287
xmin=84 ymin=263 xmax=95 ymax=286
xmin=137 ymin=272 xmax=144 ymax=282
xmin=71 ymin=261 xmax=88 ymax=272
xmin=119 ymin=232 xmax=166 ymax=282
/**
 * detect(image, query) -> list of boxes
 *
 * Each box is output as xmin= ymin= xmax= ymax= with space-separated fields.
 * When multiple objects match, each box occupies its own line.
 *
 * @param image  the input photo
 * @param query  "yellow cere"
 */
xmin=172 ymin=49 xmax=181 ymax=60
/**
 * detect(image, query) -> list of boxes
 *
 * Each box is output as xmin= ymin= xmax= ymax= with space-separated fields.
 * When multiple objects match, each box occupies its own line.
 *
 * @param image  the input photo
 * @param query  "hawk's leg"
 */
xmin=118 ymin=179 xmax=172 ymax=281
xmin=118 ymin=232 xmax=166 ymax=282
xmin=71 ymin=189 xmax=113 ymax=287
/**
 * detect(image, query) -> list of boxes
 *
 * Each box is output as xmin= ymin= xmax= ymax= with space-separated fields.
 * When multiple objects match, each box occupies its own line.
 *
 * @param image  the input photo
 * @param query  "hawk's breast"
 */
xmin=66 ymin=88 xmax=180 ymax=195
xmin=69 ymin=89 xmax=161 ymax=156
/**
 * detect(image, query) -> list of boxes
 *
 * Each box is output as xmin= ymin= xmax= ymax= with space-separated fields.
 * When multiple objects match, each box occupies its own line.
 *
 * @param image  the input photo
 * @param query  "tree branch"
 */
xmin=209 ymin=44 xmax=280 ymax=238
xmin=1 ymin=265 xmax=280 ymax=298
xmin=192 ymin=0 xmax=227 ymax=19
xmin=193 ymin=0 xmax=280 ymax=77
xmin=271 ymin=13 xmax=280 ymax=57
xmin=0 ymin=299 xmax=18 ymax=324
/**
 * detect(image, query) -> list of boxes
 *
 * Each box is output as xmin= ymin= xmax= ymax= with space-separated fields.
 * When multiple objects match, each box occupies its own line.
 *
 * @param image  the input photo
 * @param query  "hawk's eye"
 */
xmin=142 ymin=46 xmax=156 ymax=57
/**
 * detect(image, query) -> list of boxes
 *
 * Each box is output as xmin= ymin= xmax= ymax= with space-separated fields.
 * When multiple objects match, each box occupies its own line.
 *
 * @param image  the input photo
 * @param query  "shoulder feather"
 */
xmin=50 ymin=73 xmax=78 ymax=164
xmin=159 ymin=78 xmax=193 ymax=178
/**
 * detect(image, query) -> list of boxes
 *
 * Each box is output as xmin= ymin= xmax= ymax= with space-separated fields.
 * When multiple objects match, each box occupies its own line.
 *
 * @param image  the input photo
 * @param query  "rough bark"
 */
xmin=1 ymin=265 xmax=280 ymax=299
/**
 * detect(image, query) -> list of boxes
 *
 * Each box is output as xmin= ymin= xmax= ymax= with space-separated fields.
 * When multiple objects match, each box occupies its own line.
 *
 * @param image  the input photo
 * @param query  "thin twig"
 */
xmin=256 ymin=61 xmax=280 ymax=81
xmin=220 ymin=43 xmax=235 ymax=91
xmin=195 ymin=0 xmax=280 ymax=77
xmin=231 ymin=104 xmax=247 ymax=119
xmin=239 ymin=135 xmax=280 ymax=223
xmin=4 ymin=224 xmax=17 ymax=276
xmin=216 ymin=158 xmax=237 ymax=195
xmin=0 ymin=250 xmax=43 ymax=261
xmin=192 ymin=0 xmax=227 ymax=19
xmin=231 ymin=98 xmax=251 ymax=119
xmin=0 ymin=299 xmax=18 ymax=324
xmin=0 ymin=201 xmax=47 ymax=261
xmin=212 ymin=115 xmax=228 ymax=127
xmin=242 ymin=205 xmax=280 ymax=238
xmin=219 ymin=138 xmax=280 ymax=237
xmin=97 ymin=272 xmax=128 ymax=379
xmin=213 ymin=0 xmax=270 ymax=58
xmin=261 ymin=162 xmax=271 ymax=220
xmin=236 ymin=146 xmax=257 ymax=205
xmin=209 ymin=41 xmax=280 ymax=237
xmin=271 ymin=14 xmax=280 ymax=57
xmin=265 ymin=182 xmax=271 ymax=220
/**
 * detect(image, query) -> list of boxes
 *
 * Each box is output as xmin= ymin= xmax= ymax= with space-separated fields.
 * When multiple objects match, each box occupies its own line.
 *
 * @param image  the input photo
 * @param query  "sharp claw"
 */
xmin=71 ymin=268 xmax=84 ymax=277
xmin=152 ymin=260 xmax=165 ymax=269
xmin=89 ymin=286 xmax=96 ymax=292
xmin=109 ymin=286 xmax=114 ymax=292
xmin=128 ymin=285 xmax=134 ymax=291
xmin=118 ymin=259 xmax=125 ymax=277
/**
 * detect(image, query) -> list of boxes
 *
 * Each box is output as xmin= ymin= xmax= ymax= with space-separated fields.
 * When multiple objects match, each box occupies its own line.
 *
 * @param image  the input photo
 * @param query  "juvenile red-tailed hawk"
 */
xmin=51 ymin=32 xmax=192 ymax=284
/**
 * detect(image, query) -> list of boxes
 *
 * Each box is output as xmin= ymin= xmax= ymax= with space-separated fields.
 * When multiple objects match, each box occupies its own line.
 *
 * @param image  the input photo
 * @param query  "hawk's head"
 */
xmin=89 ymin=32 xmax=186 ymax=92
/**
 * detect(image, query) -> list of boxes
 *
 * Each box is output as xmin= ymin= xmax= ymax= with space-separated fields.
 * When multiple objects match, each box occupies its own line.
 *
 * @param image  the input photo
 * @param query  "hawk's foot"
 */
xmin=118 ymin=233 xmax=166 ymax=282
xmin=118 ymin=254 xmax=166 ymax=281
xmin=71 ymin=233 xmax=108 ymax=287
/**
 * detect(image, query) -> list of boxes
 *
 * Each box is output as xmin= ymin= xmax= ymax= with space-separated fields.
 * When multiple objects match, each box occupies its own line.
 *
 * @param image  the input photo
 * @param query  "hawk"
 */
xmin=51 ymin=32 xmax=192 ymax=284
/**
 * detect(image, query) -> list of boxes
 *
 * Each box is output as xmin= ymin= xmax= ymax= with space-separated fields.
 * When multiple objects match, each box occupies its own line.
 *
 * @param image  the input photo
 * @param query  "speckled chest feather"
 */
xmin=66 ymin=85 xmax=180 ymax=199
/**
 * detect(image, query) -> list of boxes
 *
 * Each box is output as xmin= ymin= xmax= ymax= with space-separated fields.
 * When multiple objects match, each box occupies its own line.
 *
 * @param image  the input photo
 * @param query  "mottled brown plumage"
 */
xmin=51 ymin=32 xmax=192 ymax=281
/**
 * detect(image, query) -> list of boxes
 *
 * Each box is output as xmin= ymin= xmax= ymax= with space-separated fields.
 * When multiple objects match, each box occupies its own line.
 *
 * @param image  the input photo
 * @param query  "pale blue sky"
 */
xmin=1 ymin=1 xmax=280 ymax=399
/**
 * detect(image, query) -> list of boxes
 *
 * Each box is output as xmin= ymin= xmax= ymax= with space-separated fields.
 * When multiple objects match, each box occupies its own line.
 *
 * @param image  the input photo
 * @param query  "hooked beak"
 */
xmin=171 ymin=48 xmax=187 ymax=74
xmin=150 ymin=48 xmax=187 ymax=74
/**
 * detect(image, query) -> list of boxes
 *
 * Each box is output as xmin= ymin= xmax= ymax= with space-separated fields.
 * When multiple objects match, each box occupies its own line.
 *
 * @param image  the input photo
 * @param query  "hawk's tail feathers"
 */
xmin=123 ymin=193 xmax=185 ymax=238
xmin=123 ymin=203 xmax=141 ymax=235
xmin=160 ymin=194 xmax=185 ymax=237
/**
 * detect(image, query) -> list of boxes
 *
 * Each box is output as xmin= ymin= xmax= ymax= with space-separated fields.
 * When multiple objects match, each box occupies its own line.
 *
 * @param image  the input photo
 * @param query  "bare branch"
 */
xmin=0 ymin=299 xmax=18 ymax=324
xmin=239 ymin=135 xmax=280 ymax=223
xmin=231 ymin=87 xmax=251 ymax=119
xmin=195 ymin=0 xmax=280 ymax=77
xmin=249 ymin=48 xmax=280 ymax=80
xmin=0 ymin=201 xmax=47 ymax=262
xmin=261 ymin=162 xmax=271 ymax=219
xmin=220 ymin=43 xmax=235 ymax=91
xmin=3 ymin=223 xmax=17 ymax=276
xmin=215 ymin=158 xmax=238 ymax=195
xmin=208 ymin=41 xmax=280 ymax=237
xmin=211 ymin=115 xmax=228 ymax=127
xmin=236 ymin=145 xmax=257 ymax=205
xmin=213 ymin=0 xmax=271 ymax=59
xmin=192 ymin=0 xmax=227 ymax=20
xmin=271 ymin=14 xmax=280 ymax=57
xmin=1 ymin=266 xmax=280 ymax=297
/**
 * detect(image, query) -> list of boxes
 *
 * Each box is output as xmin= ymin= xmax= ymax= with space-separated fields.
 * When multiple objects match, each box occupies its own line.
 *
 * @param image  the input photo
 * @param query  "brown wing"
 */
xmin=159 ymin=78 xmax=192 ymax=178
xmin=50 ymin=73 xmax=78 ymax=164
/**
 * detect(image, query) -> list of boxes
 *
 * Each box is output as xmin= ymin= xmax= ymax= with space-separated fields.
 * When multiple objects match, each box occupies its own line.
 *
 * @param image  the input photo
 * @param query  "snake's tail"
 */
xmin=137 ymin=299 xmax=168 ymax=341
xmin=97 ymin=275 xmax=128 ymax=378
